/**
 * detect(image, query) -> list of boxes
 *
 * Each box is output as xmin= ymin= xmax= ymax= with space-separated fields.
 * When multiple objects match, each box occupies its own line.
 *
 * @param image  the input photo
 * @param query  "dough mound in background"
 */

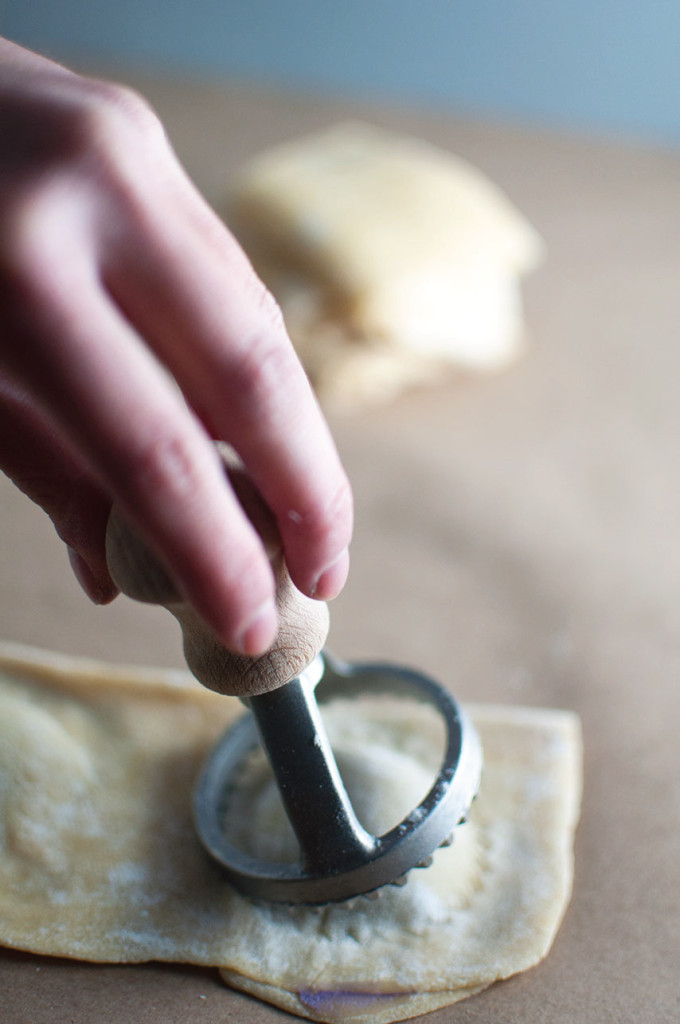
xmin=229 ymin=121 xmax=544 ymax=407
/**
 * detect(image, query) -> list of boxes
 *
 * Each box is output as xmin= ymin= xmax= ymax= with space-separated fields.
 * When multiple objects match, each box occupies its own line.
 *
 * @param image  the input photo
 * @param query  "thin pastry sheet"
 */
xmin=0 ymin=642 xmax=581 ymax=1023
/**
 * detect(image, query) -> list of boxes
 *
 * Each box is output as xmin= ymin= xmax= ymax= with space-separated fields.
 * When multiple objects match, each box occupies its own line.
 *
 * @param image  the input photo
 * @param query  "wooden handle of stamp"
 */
xmin=104 ymin=450 xmax=329 ymax=698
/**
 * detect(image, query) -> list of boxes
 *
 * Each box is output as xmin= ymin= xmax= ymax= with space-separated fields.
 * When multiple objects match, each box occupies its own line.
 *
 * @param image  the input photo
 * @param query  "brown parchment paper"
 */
xmin=0 ymin=66 xmax=678 ymax=1023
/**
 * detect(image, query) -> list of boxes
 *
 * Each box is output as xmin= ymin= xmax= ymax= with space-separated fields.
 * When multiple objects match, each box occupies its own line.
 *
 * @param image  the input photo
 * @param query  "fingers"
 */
xmin=0 ymin=67 xmax=352 ymax=658
xmin=3 ymin=262 xmax=280 ymax=655
xmin=102 ymin=191 xmax=353 ymax=600
xmin=0 ymin=374 xmax=117 ymax=603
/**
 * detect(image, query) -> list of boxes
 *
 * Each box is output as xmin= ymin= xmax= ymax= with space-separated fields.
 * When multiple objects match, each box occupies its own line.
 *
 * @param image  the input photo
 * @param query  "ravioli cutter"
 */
xmin=105 ymin=459 xmax=482 ymax=906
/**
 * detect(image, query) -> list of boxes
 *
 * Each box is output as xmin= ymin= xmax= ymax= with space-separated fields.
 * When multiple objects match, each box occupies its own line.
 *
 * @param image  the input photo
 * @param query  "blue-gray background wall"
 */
xmin=3 ymin=1 xmax=680 ymax=146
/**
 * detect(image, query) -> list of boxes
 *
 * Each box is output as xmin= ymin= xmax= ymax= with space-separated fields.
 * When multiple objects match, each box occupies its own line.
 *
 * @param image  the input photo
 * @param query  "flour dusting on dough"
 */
xmin=0 ymin=643 xmax=581 ymax=1024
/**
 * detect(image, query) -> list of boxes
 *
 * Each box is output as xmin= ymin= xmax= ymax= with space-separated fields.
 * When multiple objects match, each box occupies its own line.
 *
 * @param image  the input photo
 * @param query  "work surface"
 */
xmin=1 ymin=69 xmax=679 ymax=1023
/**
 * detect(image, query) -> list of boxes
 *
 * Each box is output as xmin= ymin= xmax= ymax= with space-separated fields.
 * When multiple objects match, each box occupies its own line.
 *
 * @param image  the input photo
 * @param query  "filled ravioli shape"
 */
xmin=0 ymin=642 xmax=581 ymax=1023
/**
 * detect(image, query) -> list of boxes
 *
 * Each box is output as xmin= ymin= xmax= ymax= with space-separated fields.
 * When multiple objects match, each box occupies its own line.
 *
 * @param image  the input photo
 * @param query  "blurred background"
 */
xmin=3 ymin=0 xmax=680 ymax=146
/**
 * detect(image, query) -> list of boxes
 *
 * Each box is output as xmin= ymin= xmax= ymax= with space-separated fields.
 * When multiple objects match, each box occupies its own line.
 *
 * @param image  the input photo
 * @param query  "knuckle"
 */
xmin=1 ymin=185 xmax=55 ymax=259
xmin=251 ymin=279 xmax=287 ymax=335
xmin=286 ymin=474 xmax=353 ymax=554
xmin=233 ymin=324 xmax=300 ymax=411
xmin=82 ymin=80 xmax=159 ymax=134
xmin=306 ymin=475 xmax=354 ymax=543
xmin=0 ymin=199 xmax=54 ymax=319
xmin=123 ymin=428 xmax=206 ymax=506
xmin=0 ymin=187 xmax=89 ymax=341
xmin=0 ymin=72 xmax=161 ymax=195
xmin=327 ymin=474 xmax=354 ymax=530
xmin=93 ymin=82 xmax=163 ymax=145
xmin=224 ymin=277 xmax=302 ymax=409
xmin=63 ymin=80 xmax=166 ymax=178
xmin=227 ymin=542 xmax=273 ymax=603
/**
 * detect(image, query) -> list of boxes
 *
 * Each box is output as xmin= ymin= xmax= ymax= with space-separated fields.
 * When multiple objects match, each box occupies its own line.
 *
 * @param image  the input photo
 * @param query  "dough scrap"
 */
xmin=230 ymin=122 xmax=544 ymax=407
xmin=0 ymin=642 xmax=581 ymax=1023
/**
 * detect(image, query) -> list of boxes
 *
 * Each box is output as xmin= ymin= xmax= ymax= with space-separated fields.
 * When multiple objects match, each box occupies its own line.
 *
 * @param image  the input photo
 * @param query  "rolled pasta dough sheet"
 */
xmin=0 ymin=641 xmax=581 ymax=1023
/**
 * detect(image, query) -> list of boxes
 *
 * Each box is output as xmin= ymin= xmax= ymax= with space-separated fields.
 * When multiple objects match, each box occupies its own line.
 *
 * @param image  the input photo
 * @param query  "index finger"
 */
xmin=104 ymin=191 xmax=354 ymax=601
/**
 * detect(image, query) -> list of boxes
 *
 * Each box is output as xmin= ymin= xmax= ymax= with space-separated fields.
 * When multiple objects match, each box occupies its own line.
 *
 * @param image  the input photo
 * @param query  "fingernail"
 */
xmin=236 ymin=599 xmax=278 ymax=656
xmin=68 ymin=548 xmax=117 ymax=605
xmin=312 ymin=548 xmax=350 ymax=601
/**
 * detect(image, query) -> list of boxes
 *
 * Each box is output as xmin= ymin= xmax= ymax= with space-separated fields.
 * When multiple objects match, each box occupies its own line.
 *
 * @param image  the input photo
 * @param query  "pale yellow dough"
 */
xmin=230 ymin=122 xmax=544 ymax=407
xmin=0 ymin=642 xmax=581 ymax=1024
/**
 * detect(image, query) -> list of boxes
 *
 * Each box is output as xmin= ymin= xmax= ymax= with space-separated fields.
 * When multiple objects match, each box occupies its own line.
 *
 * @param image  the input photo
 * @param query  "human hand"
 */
xmin=0 ymin=39 xmax=353 ymax=656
